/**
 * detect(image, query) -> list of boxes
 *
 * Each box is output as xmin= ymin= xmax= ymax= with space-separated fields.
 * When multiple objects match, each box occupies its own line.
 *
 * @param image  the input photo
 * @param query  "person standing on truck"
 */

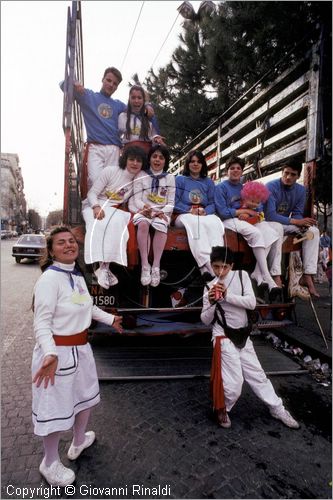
xmin=32 ymin=227 xmax=123 ymax=487
xmin=82 ymin=146 xmax=146 ymax=289
xmin=118 ymin=85 xmax=165 ymax=155
xmin=128 ymin=144 xmax=175 ymax=287
xmin=174 ymin=150 xmax=225 ymax=275
xmin=201 ymin=245 xmax=300 ymax=430
xmin=264 ymin=159 xmax=320 ymax=297
xmin=214 ymin=156 xmax=282 ymax=299
xmin=60 ymin=67 xmax=155 ymax=194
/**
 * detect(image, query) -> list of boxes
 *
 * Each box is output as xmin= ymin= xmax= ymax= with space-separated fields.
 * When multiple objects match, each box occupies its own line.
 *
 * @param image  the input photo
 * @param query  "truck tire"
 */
xmin=15 ymin=257 xmax=21 ymax=263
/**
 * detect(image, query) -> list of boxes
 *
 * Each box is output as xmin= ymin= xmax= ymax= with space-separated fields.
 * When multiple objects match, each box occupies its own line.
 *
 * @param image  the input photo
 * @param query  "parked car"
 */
xmin=12 ymin=234 xmax=46 ymax=263
xmin=1 ymin=230 xmax=13 ymax=239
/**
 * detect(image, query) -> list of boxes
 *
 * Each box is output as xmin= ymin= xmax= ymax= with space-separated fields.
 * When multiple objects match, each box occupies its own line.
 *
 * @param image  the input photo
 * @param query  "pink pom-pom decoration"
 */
xmin=240 ymin=181 xmax=270 ymax=203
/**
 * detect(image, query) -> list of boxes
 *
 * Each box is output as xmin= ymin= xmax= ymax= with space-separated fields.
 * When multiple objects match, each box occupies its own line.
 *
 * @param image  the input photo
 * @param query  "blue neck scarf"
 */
xmin=148 ymin=168 xmax=167 ymax=194
xmin=46 ymin=265 xmax=83 ymax=291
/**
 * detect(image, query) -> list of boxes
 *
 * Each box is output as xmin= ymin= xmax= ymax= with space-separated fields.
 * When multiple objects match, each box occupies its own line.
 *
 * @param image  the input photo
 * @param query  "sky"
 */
xmin=1 ymin=0 xmax=209 ymax=217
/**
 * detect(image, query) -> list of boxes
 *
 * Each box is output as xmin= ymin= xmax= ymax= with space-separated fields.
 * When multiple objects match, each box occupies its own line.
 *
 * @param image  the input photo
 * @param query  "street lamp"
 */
xmin=177 ymin=1 xmax=216 ymax=21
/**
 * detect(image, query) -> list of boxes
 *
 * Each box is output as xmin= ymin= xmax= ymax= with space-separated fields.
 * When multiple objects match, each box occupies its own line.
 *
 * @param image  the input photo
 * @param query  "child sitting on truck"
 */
xmin=128 ymin=144 xmax=175 ymax=287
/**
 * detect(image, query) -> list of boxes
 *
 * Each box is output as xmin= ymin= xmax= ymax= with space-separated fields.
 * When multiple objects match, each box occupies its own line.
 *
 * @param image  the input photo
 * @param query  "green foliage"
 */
xmin=144 ymin=1 xmax=331 ymax=151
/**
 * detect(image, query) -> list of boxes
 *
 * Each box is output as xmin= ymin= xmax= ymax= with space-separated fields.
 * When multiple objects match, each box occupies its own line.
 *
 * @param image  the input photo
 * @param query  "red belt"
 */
xmin=210 ymin=336 xmax=227 ymax=411
xmin=53 ymin=330 xmax=88 ymax=346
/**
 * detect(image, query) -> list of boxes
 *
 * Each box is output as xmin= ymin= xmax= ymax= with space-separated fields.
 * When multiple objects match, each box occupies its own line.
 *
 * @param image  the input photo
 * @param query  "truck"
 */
xmin=61 ymin=1 xmax=328 ymax=338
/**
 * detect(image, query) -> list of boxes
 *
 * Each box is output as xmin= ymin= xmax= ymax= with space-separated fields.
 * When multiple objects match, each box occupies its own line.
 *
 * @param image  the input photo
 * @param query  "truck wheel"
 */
xmin=15 ymin=257 xmax=21 ymax=263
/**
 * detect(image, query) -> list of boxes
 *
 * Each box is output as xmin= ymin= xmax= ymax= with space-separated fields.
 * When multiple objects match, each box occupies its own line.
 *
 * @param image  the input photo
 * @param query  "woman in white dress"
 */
xmin=32 ymin=227 xmax=122 ymax=486
xmin=82 ymin=146 xmax=146 ymax=289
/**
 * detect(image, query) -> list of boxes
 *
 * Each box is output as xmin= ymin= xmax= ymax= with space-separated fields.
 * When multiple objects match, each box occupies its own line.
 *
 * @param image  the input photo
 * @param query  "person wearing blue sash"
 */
xmin=31 ymin=227 xmax=122 ymax=487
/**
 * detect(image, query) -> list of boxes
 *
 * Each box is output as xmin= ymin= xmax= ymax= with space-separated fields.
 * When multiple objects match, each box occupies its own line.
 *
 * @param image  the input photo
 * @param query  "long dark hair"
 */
xmin=183 ymin=150 xmax=208 ymax=178
xmin=125 ymin=85 xmax=150 ymax=141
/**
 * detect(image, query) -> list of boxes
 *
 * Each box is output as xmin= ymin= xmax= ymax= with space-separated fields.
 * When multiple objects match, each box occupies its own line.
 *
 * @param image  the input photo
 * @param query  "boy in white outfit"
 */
xmin=201 ymin=246 xmax=300 ymax=430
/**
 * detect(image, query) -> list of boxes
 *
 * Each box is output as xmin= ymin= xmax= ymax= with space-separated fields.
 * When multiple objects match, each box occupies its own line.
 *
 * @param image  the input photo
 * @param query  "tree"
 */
xmin=144 ymin=1 xmax=331 ymax=151
xmin=46 ymin=209 xmax=63 ymax=228
xmin=28 ymin=209 xmax=42 ymax=231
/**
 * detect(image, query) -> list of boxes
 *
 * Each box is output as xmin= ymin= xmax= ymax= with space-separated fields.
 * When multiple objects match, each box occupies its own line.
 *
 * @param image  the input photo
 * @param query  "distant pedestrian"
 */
xmin=201 ymin=246 xmax=300 ymax=430
xmin=32 ymin=227 xmax=122 ymax=486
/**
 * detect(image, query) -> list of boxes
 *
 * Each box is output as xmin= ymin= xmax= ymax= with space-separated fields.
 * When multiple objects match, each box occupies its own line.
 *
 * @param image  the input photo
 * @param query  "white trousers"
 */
xmin=268 ymin=222 xmax=320 ymax=275
xmin=218 ymin=337 xmax=283 ymax=413
xmin=82 ymin=204 xmax=130 ymax=265
xmin=87 ymin=144 xmax=120 ymax=190
xmin=175 ymin=214 xmax=225 ymax=268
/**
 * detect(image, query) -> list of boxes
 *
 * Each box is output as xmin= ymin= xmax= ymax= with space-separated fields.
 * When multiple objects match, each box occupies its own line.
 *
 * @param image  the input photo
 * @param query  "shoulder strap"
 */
xmin=238 ymin=269 xmax=244 ymax=295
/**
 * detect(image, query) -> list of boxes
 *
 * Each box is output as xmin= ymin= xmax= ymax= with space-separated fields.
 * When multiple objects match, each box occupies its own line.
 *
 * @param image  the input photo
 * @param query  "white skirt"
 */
xmin=83 ymin=204 xmax=131 ymax=265
xmin=175 ymin=213 xmax=225 ymax=268
xmin=132 ymin=212 xmax=169 ymax=233
xmin=32 ymin=344 xmax=100 ymax=436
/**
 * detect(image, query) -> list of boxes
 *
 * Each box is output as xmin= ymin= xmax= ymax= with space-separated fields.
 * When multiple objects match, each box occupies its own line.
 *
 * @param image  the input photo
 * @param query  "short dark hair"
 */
xmin=226 ymin=156 xmax=245 ymax=170
xmin=147 ymin=144 xmax=170 ymax=171
xmin=119 ymin=146 xmax=147 ymax=169
xmin=280 ymin=158 xmax=302 ymax=175
xmin=210 ymin=246 xmax=235 ymax=265
xmin=103 ymin=67 xmax=122 ymax=83
xmin=183 ymin=150 xmax=208 ymax=178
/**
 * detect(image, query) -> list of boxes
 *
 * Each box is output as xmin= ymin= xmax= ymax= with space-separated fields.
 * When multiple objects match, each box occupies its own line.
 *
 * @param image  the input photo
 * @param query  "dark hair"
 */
xmin=280 ymin=158 xmax=302 ymax=175
xmin=125 ymin=85 xmax=150 ymax=141
xmin=103 ymin=66 xmax=122 ymax=83
xmin=183 ymin=150 xmax=208 ymax=178
xmin=210 ymin=246 xmax=235 ymax=265
xmin=39 ymin=226 xmax=75 ymax=272
xmin=226 ymin=156 xmax=245 ymax=171
xmin=147 ymin=144 xmax=170 ymax=172
xmin=119 ymin=146 xmax=147 ymax=169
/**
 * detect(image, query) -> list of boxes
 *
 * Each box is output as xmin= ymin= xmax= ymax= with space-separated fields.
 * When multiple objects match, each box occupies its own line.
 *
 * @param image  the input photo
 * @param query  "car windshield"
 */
xmin=18 ymin=235 xmax=45 ymax=245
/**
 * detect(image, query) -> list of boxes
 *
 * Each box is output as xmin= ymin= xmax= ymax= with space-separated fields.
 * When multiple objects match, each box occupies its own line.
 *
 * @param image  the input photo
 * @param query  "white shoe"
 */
xmin=106 ymin=270 xmax=118 ymax=286
xmin=151 ymin=267 xmax=160 ymax=287
xmin=39 ymin=459 xmax=75 ymax=486
xmin=94 ymin=268 xmax=110 ymax=289
xmin=270 ymin=407 xmax=300 ymax=429
xmin=141 ymin=265 xmax=151 ymax=286
xmin=67 ymin=431 xmax=96 ymax=460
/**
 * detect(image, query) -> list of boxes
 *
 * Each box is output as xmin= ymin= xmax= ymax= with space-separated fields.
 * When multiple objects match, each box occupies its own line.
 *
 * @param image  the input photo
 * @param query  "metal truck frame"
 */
xmin=61 ymin=1 xmax=324 ymax=336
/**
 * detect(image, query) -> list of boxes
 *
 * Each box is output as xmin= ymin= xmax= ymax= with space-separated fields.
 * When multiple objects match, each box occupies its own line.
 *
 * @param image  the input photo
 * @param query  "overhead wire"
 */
xmin=120 ymin=1 xmax=145 ymax=71
xmin=149 ymin=12 xmax=181 ymax=70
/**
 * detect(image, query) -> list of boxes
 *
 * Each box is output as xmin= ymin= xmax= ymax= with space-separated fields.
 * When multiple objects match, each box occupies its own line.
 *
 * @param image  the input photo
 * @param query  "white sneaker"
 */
xmin=39 ymin=459 xmax=75 ymax=487
xmin=217 ymin=409 xmax=231 ymax=428
xmin=141 ymin=265 xmax=151 ymax=286
xmin=270 ymin=407 xmax=300 ymax=429
xmin=151 ymin=267 xmax=160 ymax=287
xmin=67 ymin=431 xmax=96 ymax=460
xmin=106 ymin=270 xmax=118 ymax=287
xmin=94 ymin=268 xmax=110 ymax=289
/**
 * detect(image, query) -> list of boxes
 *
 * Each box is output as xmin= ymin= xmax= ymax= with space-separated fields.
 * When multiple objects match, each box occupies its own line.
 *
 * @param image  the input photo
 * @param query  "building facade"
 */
xmin=1 ymin=153 xmax=27 ymax=233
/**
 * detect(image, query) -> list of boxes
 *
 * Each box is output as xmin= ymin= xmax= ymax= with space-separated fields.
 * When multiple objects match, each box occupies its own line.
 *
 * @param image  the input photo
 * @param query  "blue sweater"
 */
xmin=174 ymin=176 xmax=216 ymax=214
xmin=264 ymin=179 xmax=306 ymax=225
xmin=73 ymin=88 xmax=126 ymax=146
xmin=214 ymin=180 xmax=264 ymax=220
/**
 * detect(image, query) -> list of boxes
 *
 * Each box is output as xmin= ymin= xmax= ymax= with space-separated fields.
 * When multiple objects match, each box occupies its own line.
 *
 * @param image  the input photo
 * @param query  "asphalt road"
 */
xmin=1 ymin=239 xmax=332 ymax=499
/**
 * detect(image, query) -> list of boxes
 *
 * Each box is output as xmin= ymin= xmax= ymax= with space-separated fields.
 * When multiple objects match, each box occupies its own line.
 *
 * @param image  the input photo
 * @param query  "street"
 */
xmin=1 ymin=239 xmax=332 ymax=499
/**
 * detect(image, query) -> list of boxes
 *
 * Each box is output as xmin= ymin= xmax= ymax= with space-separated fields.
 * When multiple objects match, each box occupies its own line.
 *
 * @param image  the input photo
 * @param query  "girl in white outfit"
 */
xmin=128 ymin=145 xmax=175 ymax=286
xmin=118 ymin=85 xmax=164 ymax=155
xmin=82 ymin=146 xmax=146 ymax=289
xmin=32 ymin=227 xmax=122 ymax=486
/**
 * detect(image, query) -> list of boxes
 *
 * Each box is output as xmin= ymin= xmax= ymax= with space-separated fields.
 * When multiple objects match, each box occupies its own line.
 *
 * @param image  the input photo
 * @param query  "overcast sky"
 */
xmin=1 ymin=1 xmax=208 ymax=217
